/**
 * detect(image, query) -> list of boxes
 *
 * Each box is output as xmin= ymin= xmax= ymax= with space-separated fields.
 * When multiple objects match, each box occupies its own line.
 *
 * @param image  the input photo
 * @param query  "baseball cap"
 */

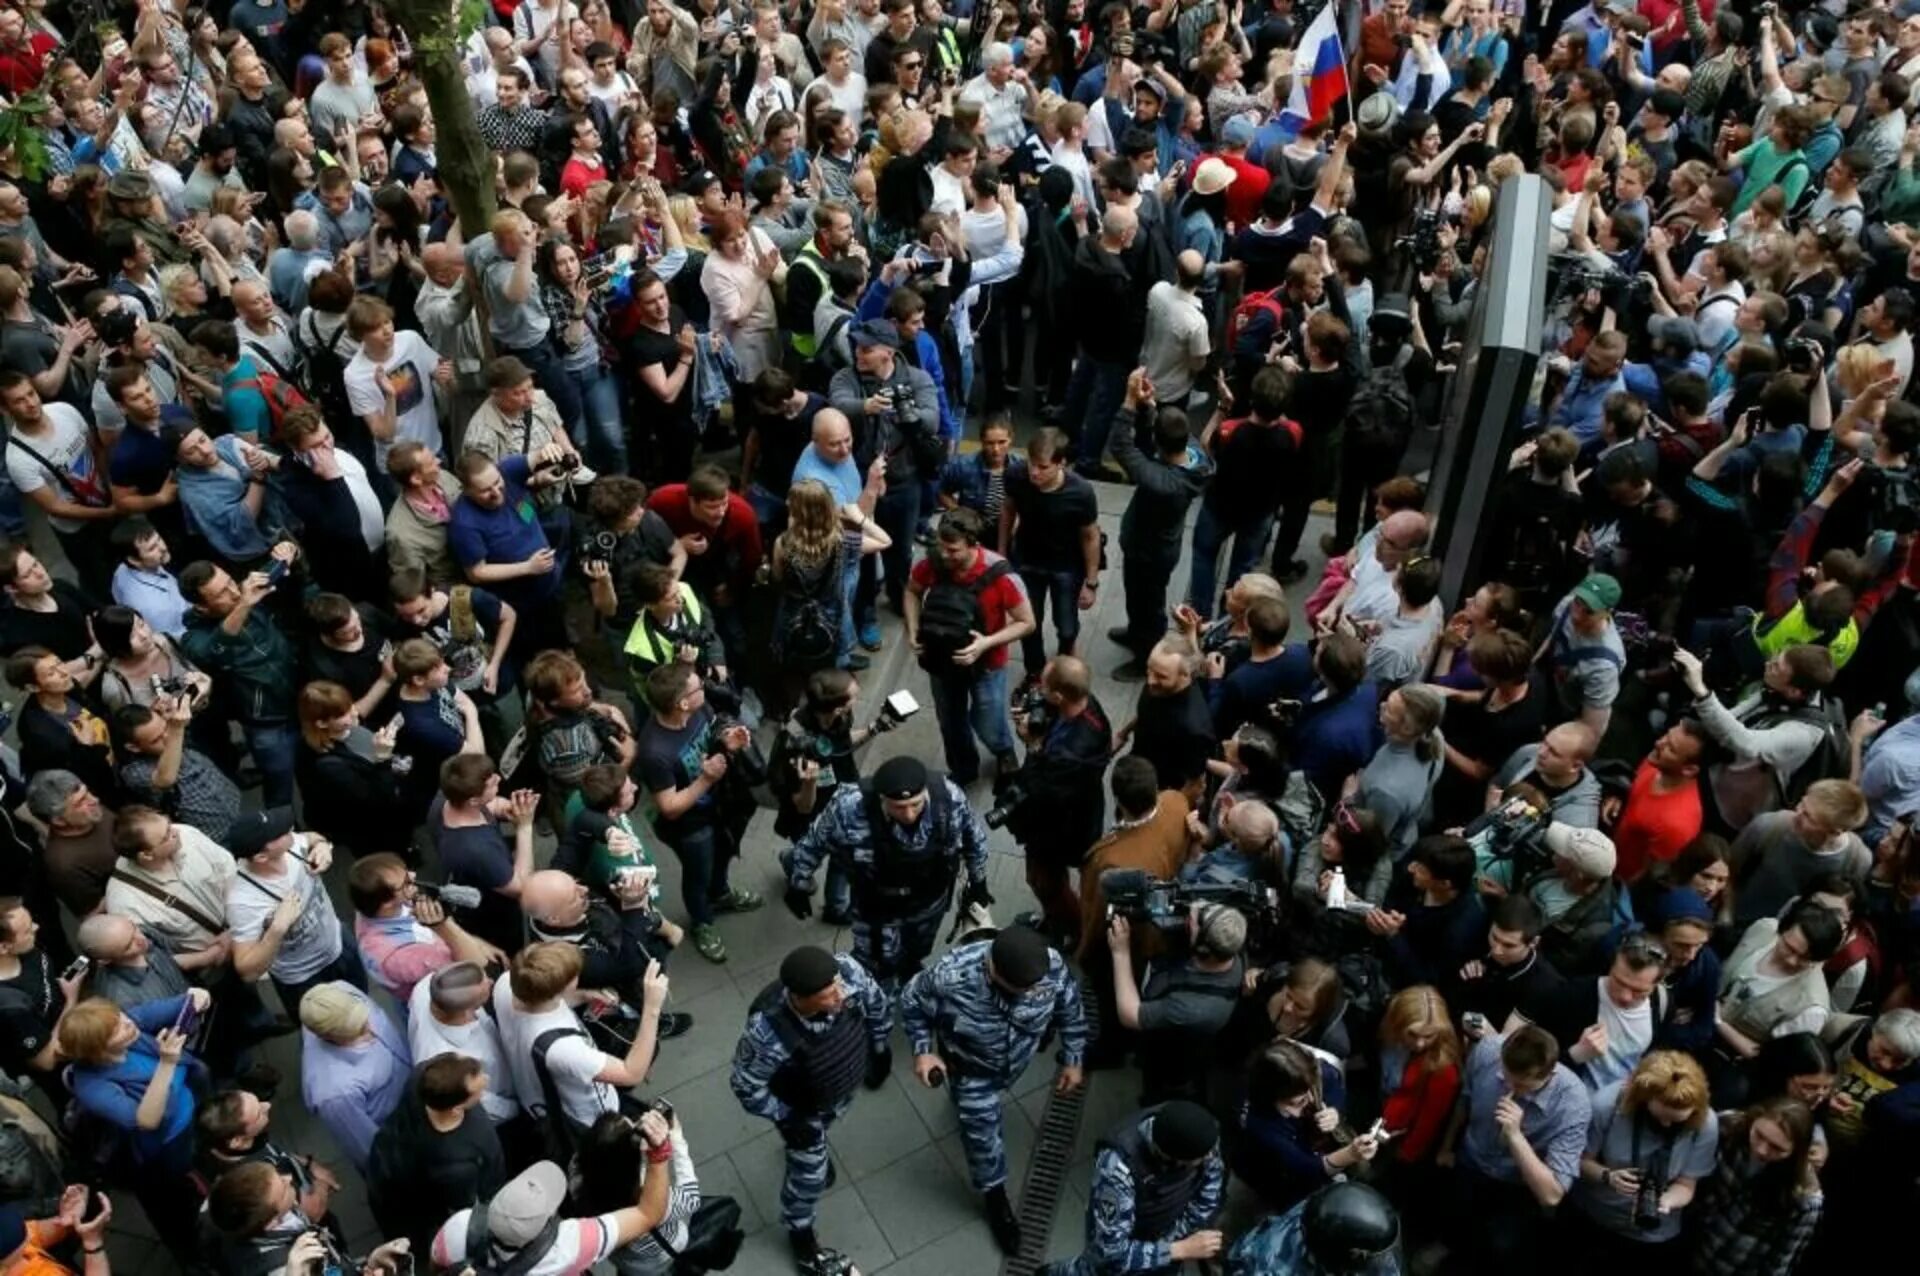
xmin=1222 ymin=115 xmax=1257 ymax=148
xmin=227 ymin=806 xmax=296 ymax=858
xmin=850 ymin=318 xmax=900 ymax=351
xmin=1572 ymin=572 xmax=1622 ymax=613
xmin=681 ymin=169 xmax=721 ymax=198
xmin=1645 ymin=315 xmax=1698 ymax=356
xmin=299 ymin=982 xmax=370 ymax=1040
xmin=488 ymin=1161 xmax=569 ymax=1248
xmin=1544 ymin=823 xmax=1617 ymax=879
xmin=1134 ymin=77 xmax=1166 ymax=100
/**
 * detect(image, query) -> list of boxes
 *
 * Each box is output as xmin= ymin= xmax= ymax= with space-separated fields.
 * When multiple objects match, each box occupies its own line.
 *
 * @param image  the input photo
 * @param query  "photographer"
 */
xmin=1485 ymin=723 xmax=1603 ymax=843
xmin=1563 ymin=1051 xmax=1717 ymax=1269
xmin=636 ymin=663 xmax=764 ymax=965
xmin=577 ymin=476 xmax=687 ymax=635
xmin=619 ymin=561 xmax=728 ymax=695
xmin=206 ymin=1161 xmax=412 ymax=1276
xmin=1107 ymin=908 xmax=1248 ymax=1104
xmin=569 ymin=1110 xmax=705 ymax=1276
xmin=1003 ymin=656 xmax=1113 ymax=945
xmin=782 ymin=755 xmax=990 ymax=1031
xmin=830 ymin=320 xmax=943 ymax=641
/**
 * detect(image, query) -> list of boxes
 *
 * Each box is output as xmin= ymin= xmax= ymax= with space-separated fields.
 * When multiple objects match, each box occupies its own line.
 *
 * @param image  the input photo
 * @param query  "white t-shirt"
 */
xmin=344 ymin=330 xmax=445 ymax=465
xmin=1587 ymin=977 xmax=1654 ymax=1090
xmin=492 ymin=976 xmax=617 ymax=1130
xmin=328 ymin=447 xmax=387 ymax=552
xmin=4 ymin=403 xmax=108 ymax=532
xmin=226 ymin=842 xmax=343 ymax=983
xmin=432 ymin=1209 xmax=621 ymax=1276
xmin=408 ymin=979 xmax=522 ymax=1122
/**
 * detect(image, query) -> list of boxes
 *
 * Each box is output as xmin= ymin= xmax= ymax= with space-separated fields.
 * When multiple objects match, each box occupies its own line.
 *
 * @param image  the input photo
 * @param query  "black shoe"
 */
xmin=821 ymin=905 xmax=850 ymax=925
xmin=1319 ymin=532 xmax=1349 ymax=557
xmin=658 ymin=1011 xmax=695 ymax=1039
xmin=1112 ymin=659 xmax=1148 ymax=682
xmin=984 ymin=1186 xmax=1023 ymax=1254
xmin=1106 ymin=625 xmax=1133 ymax=644
xmin=865 ymin=1048 xmax=892 ymax=1090
xmin=1277 ymin=558 xmax=1310 ymax=583
xmin=256 ymin=1014 xmax=299 ymax=1039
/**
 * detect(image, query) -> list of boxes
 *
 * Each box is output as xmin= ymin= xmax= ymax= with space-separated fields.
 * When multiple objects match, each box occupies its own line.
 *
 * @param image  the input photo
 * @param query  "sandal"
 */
xmin=711 ymin=887 xmax=764 ymax=914
xmin=693 ymin=924 xmax=728 ymax=963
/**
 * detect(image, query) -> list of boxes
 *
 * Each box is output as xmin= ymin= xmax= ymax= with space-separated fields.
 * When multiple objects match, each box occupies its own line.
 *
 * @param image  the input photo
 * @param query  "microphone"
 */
xmin=421 ymin=882 xmax=484 ymax=911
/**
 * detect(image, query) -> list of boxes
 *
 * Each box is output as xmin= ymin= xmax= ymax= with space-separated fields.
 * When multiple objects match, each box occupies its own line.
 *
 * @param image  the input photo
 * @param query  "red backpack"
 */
xmin=1227 ymin=286 xmax=1289 ymax=355
xmin=228 ymin=366 xmax=312 ymax=442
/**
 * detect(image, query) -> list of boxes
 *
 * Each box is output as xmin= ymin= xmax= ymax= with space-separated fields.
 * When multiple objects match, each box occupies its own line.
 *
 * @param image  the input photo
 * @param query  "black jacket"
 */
xmin=295 ymin=737 xmax=416 ymax=855
xmin=1113 ymin=411 xmax=1213 ymax=556
xmin=1068 ymin=236 xmax=1142 ymax=362
xmin=276 ymin=460 xmax=383 ymax=600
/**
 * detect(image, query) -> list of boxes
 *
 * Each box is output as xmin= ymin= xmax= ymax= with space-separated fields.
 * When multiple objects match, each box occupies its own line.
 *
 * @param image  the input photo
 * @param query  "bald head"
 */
xmin=1101 ymin=205 xmax=1138 ymax=246
xmin=421 ymin=241 xmax=462 ymax=285
xmin=520 ymin=869 xmax=588 ymax=926
xmin=77 ymin=913 xmax=141 ymax=961
xmin=1175 ymin=249 xmax=1206 ymax=290
xmin=1375 ymin=510 xmax=1431 ymax=568
xmin=1535 ymin=722 xmax=1598 ymax=786
xmin=812 ymin=408 xmax=854 ymax=463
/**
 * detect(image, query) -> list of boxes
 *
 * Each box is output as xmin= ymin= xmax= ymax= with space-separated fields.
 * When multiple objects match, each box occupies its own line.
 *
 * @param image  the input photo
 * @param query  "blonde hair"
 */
xmin=57 ymin=998 xmax=129 ymax=1064
xmin=158 ymin=263 xmax=199 ymax=311
xmin=779 ymin=478 xmax=841 ymax=570
xmin=667 ymin=194 xmax=708 ymax=251
xmin=1379 ymin=985 xmax=1461 ymax=1071
xmin=1619 ymin=1049 xmax=1710 ymax=1129
xmin=1835 ymin=342 xmax=1888 ymax=397
xmin=1802 ymin=778 xmax=1869 ymax=831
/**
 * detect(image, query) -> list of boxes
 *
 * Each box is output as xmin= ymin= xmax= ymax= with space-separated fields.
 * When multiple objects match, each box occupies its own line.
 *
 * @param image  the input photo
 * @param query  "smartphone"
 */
xmin=265 ymin=557 xmax=289 ymax=586
xmin=1462 ymin=1010 xmax=1489 ymax=1035
xmin=174 ymin=996 xmax=200 ymax=1036
xmin=61 ymin=955 xmax=89 ymax=983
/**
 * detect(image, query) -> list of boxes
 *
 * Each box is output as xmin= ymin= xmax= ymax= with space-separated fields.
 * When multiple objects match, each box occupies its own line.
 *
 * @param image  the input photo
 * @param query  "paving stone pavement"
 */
xmin=93 ymin=478 xmax=1334 ymax=1276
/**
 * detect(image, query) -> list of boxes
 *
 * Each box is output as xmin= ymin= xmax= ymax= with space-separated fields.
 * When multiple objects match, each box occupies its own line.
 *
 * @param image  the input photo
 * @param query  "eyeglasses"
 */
xmin=901 ymin=59 xmax=924 ymax=70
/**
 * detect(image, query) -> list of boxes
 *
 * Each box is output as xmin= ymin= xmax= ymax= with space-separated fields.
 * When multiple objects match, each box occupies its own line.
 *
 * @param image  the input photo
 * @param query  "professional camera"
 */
xmin=887 ymin=383 xmax=922 ymax=427
xmin=1012 ymin=681 xmax=1052 ymax=733
xmin=983 ymin=776 xmax=1029 ymax=830
xmin=1547 ymin=254 xmax=1653 ymax=311
xmin=1395 ymin=208 xmax=1445 ymax=274
xmin=1463 ymin=793 xmax=1552 ymax=884
xmin=1101 ymin=868 xmax=1282 ymax=932
xmin=1633 ymin=1144 xmax=1672 ymax=1231
xmin=579 ymin=527 xmax=620 ymax=570
xmin=150 ymin=672 xmax=191 ymax=699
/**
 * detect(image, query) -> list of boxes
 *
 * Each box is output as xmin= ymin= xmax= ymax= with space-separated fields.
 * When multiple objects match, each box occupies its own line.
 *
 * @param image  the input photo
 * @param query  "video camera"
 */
xmin=1855 ymin=462 xmax=1920 ymax=535
xmin=1395 ymin=208 xmax=1447 ymax=274
xmin=1463 ymin=793 xmax=1552 ymax=886
xmin=1547 ymin=254 xmax=1653 ymax=312
xmin=1100 ymin=868 xmax=1281 ymax=933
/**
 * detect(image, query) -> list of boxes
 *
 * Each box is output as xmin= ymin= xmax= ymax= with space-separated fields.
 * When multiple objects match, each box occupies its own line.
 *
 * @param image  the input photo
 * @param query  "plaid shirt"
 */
xmin=476 ymin=102 xmax=546 ymax=154
xmin=1691 ymin=1141 xmax=1823 ymax=1275
xmin=120 ymin=747 xmax=242 ymax=844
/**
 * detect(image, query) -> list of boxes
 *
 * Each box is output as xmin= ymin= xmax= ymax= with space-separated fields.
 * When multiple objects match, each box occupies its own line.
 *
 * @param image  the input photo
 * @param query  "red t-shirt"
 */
xmin=0 ymin=33 xmax=54 ymax=96
xmin=907 ymin=546 xmax=1030 ymax=672
xmin=1612 ymin=760 xmax=1702 ymax=883
xmin=1213 ymin=152 xmax=1272 ymax=232
xmin=561 ymin=155 xmax=608 ymax=198
xmin=644 ymin=485 xmax=765 ymax=583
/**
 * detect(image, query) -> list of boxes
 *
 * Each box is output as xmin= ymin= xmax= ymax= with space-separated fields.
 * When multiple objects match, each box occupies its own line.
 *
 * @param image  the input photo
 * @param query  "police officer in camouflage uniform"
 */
xmin=900 ymin=925 xmax=1088 ymax=1254
xmin=730 ymin=946 xmax=889 ymax=1276
xmin=781 ymin=755 xmax=992 ymax=1039
xmin=1045 ymin=1100 xmax=1226 ymax=1276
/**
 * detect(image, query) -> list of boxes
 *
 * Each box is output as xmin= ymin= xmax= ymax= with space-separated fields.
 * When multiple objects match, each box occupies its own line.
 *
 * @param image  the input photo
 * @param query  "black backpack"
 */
xmin=1776 ymin=695 xmax=1852 ymax=808
xmin=916 ymin=558 xmax=1012 ymax=676
xmin=290 ymin=315 xmax=357 ymax=430
xmin=1345 ymin=346 xmax=1416 ymax=462
xmin=777 ymin=545 xmax=842 ymax=667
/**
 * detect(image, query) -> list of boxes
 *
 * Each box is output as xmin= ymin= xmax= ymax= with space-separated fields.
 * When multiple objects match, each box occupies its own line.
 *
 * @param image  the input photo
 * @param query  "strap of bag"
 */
xmin=109 ymin=866 xmax=224 ymax=936
xmin=7 ymin=432 xmax=102 ymax=506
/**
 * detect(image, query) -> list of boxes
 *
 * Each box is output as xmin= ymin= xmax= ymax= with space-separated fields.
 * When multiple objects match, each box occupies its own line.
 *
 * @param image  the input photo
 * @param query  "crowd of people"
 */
xmin=0 ymin=0 xmax=1915 ymax=1273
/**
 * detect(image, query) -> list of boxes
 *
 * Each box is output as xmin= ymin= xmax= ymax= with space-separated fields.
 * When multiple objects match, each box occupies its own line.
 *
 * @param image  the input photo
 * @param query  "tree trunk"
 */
xmin=388 ymin=0 xmax=497 ymax=235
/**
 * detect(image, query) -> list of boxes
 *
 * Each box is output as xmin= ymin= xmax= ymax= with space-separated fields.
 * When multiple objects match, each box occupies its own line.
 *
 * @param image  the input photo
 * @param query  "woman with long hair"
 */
xmin=367 ymin=183 xmax=424 ymax=322
xmin=1565 ymin=1050 xmax=1717 ymax=1271
xmin=1634 ymin=834 xmax=1735 ymax=937
xmin=1691 ymin=1097 xmax=1822 ymax=1274
xmin=264 ymin=145 xmax=314 ymax=220
xmin=294 ymin=680 xmax=416 ymax=859
xmin=536 ymin=237 xmax=626 ymax=475
xmin=1232 ymin=1039 xmax=1380 ymax=1213
xmin=569 ymin=1110 xmax=699 ymax=1275
xmin=770 ymin=479 xmax=887 ymax=694
xmin=1212 ymin=959 xmax=1351 ymax=1116
xmin=1295 ymin=801 xmax=1392 ymax=913
xmin=1376 ymin=986 xmax=1463 ymax=1166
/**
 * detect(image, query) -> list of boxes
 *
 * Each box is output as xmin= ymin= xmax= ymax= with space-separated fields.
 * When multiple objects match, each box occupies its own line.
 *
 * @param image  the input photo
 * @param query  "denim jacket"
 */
xmin=938 ymin=452 xmax=1026 ymax=518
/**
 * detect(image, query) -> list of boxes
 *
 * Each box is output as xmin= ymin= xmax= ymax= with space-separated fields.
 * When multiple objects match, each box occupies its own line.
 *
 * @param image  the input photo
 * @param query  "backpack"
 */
xmin=228 ymin=361 xmax=312 ymax=442
xmin=1227 ymin=286 xmax=1288 ymax=357
xmin=916 ymin=558 xmax=1012 ymax=676
xmin=290 ymin=316 xmax=357 ymax=431
xmin=1344 ymin=346 xmax=1416 ymax=461
xmin=1776 ymin=695 xmax=1852 ymax=808
xmin=1777 ymin=157 xmax=1823 ymax=224
xmin=777 ymin=544 xmax=842 ymax=666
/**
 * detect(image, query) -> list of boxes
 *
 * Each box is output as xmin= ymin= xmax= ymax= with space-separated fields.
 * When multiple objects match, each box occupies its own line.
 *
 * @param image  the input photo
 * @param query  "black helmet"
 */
xmin=1302 ymin=1182 xmax=1399 ymax=1273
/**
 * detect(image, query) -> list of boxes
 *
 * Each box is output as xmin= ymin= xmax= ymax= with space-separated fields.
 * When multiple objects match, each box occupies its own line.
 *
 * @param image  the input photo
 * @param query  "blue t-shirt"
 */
xmin=1210 ymin=644 xmax=1317 ymax=740
xmin=396 ymin=688 xmax=467 ymax=770
xmin=447 ymin=455 xmax=559 ymax=605
xmin=221 ymin=356 xmax=273 ymax=439
xmin=791 ymin=447 xmax=861 ymax=506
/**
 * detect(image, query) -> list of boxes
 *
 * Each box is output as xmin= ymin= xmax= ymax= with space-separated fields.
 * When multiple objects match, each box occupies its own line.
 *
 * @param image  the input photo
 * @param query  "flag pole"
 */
xmin=1340 ymin=0 xmax=1355 ymax=123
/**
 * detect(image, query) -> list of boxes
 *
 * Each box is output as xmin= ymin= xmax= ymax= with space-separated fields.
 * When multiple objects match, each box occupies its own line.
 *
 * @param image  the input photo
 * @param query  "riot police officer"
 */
xmin=782 ymin=754 xmax=992 ymax=1041
xmin=899 ymin=925 xmax=1088 ymax=1254
xmin=730 ymin=946 xmax=889 ymax=1276
xmin=1226 ymin=1181 xmax=1403 ymax=1276
xmin=1048 ymin=1100 xmax=1226 ymax=1276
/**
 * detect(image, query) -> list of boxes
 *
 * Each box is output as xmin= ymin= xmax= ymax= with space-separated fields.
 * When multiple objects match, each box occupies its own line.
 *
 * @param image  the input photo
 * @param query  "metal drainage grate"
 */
xmin=1002 ymin=1003 xmax=1092 ymax=1275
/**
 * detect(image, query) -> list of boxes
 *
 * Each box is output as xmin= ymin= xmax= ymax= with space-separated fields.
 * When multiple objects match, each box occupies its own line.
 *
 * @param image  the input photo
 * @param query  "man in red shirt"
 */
xmin=645 ymin=464 xmax=763 ymax=661
xmin=1205 ymin=117 xmax=1271 ymax=231
xmin=0 ymin=9 xmax=53 ymax=97
xmin=1610 ymin=720 xmax=1709 ymax=882
xmin=1357 ymin=0 xmax=1413 ymax=81
xmin=558 ymin=114 xmax=608 ymax=197
xmin=904 ymin=507 xmax=1037 ymax=785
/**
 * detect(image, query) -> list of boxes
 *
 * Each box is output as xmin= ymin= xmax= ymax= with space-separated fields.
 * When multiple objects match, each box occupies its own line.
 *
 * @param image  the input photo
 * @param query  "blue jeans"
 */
xmin=569 ymin=361 xmax=626 ymax=475
xmin=502 ymin=339 xmax=586 ymax=436
xmin=1065 ymin=356 xmax=1131 ymax=468
xmin=746 ymin=482 xmax=787 ymax=536
xmin=1185 ymin=504 xmax=1274 ymax=619
xmin=838 ymin=555 xmax=858 ymax=665
xmin=244 ymin=720 xmax=298 ymax=807
xmin=927 ymin=665 xmax=1014 ymax=782
xmin=855 ymin=483 xmax=920 ymax=624
xmin=1019 ymin=567 xmax=1085 ymax=673
xmin=662 ymin=821 xmax=735 ymax=928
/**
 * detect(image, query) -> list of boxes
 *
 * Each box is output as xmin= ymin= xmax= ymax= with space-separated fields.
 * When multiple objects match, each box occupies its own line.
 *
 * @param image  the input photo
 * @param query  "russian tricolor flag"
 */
xmin=1274 ymin=5 xmax=1350 ymax=141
